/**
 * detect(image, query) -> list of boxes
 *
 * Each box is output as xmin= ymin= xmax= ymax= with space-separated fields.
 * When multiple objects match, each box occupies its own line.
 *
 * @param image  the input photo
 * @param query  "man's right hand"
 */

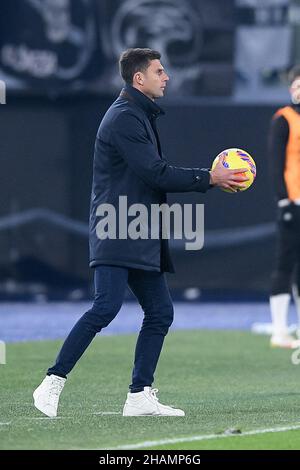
xmin=209 ymin=154 xmax=250 ymax=193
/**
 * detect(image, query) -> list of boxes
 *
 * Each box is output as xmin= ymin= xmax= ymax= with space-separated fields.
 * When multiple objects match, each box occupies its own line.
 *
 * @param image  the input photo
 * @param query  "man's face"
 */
xmin=135 ymin=59 xmax=169 ymax=100
xmin=290 ymin=77 xmax=300 ymax=104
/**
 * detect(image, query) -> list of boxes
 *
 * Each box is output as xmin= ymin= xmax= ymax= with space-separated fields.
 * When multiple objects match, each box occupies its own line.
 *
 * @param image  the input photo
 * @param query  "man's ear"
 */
xmin=134 ymin=72 xmax=144 ymax=86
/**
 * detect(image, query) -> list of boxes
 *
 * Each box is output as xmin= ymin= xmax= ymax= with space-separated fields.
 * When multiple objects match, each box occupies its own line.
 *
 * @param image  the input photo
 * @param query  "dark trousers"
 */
xmin=271 ymin=204 xmax=300 ymax=295
xmin=47 ymin=265 xmax=174 ymax=391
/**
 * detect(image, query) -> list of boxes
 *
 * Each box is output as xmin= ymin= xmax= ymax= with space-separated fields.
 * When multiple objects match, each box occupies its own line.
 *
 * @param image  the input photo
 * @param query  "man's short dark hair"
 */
xmin=288 ymin=65 xmax=300 ymax=84
xmin=119 ymin=48 xmax=161 ymax=85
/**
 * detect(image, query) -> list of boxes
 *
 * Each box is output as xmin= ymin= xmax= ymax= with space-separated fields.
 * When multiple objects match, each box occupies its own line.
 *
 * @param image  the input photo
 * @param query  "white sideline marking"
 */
xmin=27 ymin=417 xmax=64 ymax=420
xmin=0 ymin=422 xmax=11 ymax=426
xmin=26 ymin=411 xmax=121 ymax=420
xmin=109 ymin=423 xmax=300 ymax=450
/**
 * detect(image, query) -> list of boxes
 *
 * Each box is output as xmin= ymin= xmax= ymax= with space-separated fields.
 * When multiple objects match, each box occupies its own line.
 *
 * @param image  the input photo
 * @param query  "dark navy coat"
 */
xmin=89 ymin=84 xmax=211 ymax=272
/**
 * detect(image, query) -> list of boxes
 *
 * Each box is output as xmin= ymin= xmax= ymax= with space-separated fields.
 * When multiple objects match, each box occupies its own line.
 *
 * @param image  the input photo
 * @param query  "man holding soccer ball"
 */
xmin=269 ymin=66 xmax=300 ymax=349
xmin=33 ymin=48 xmax=249 ymax=418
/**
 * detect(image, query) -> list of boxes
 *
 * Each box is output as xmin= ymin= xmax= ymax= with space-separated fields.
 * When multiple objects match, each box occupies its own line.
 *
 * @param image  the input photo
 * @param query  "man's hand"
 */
xmin=209 ymin=154 xmax=249 ymax=193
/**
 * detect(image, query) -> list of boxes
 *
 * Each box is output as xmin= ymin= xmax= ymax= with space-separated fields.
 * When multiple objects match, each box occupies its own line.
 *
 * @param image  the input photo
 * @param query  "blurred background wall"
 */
xmin=1 ymin=0 xmax=299 ymax=301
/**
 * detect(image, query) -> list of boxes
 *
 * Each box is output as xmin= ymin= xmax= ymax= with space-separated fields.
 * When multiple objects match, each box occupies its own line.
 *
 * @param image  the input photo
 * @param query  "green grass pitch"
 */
xmin=1 ymin=330 xmax=300 ymax=450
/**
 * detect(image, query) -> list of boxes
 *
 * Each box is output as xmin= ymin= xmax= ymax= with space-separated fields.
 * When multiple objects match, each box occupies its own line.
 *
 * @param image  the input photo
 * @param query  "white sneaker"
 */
xmin=33 ymin=375 xmax=66 ymax=417
xmin=270 ymin=334 xmax=300 ymax=349
xmin=123 ymin=387 xmax=185 ymax=416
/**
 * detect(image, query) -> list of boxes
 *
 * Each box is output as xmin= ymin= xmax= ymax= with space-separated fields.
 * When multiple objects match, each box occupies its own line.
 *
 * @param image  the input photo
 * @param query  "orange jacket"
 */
xmin=275 ymin=106 xmax=300 ymax=201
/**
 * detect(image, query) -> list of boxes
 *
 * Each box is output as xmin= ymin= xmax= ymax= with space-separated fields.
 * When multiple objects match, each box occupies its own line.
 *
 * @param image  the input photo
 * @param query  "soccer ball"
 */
xmin=211 ymin=148 xmax=256 ymax=193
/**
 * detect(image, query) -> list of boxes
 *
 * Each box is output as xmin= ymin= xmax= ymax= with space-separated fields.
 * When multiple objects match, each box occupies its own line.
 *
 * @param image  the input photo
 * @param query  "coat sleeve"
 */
xmin=111 ymin=112 xmax=211 ymax=193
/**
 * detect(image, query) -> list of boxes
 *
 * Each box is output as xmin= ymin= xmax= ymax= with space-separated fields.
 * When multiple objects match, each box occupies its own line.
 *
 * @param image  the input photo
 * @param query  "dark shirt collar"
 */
xmin=121 ymin=84 xmax=165 ymax=119
xmin=292 ymin=103 xmax=300 ymax=113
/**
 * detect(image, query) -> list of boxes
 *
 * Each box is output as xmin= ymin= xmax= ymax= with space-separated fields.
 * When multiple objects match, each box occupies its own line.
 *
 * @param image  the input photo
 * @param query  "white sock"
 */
xmin=270 ymin=293 xmax=291 ymax=337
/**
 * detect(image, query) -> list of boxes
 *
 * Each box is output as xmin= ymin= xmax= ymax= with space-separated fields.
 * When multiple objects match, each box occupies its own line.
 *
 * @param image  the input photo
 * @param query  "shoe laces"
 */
xmin=149 ymin=388 xmax=175 ymax=410
xmin=150 ymin=388 xmax=159 ymax=402
xmin=48 ymin=377 xmax=64 ymax=397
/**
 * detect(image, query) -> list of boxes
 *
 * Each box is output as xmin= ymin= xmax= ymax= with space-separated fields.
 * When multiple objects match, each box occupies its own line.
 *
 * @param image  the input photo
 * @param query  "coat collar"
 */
xmin=292 ymin=103 xmax=300 ymax=113
xmin=120 ymin=84 xmax=165 ymax=119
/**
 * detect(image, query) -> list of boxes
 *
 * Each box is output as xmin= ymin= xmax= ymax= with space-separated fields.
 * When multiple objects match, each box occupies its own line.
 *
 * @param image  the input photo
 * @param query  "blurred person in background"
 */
xmin=269 ymin=65 xmax=300 ymax=349
xmin=33 ymin=48 xmax=248 ymax=418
